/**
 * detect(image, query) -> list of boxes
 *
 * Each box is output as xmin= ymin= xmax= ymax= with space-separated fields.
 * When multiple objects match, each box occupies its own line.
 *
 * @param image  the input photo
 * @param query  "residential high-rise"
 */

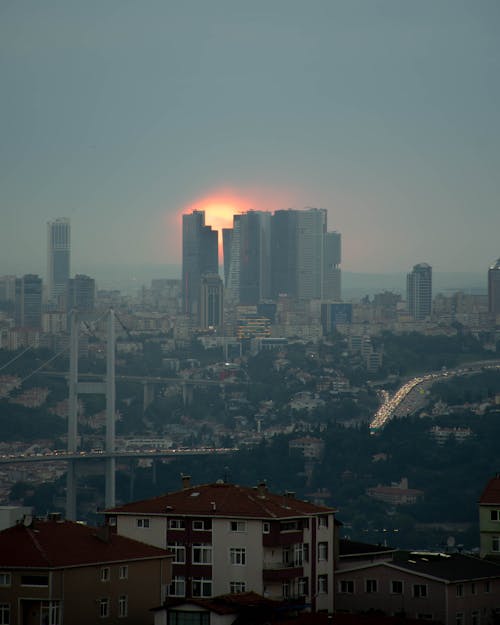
xmin=47 ymin=218 xmax=71 ymax=306
xmin=182 ymin=211 xmax=218 ymax=317
xmin=407 ymin=263 xmax=432 ymax=320
xmin=67 ymin=274 xmax=96 ymax=312
xmin=15 ymin=274 xmax=43 ymax=328
xmin=199 ymin=273 xmax=224 ymax=330
xmin=488 ymin=258 xmax=500 ymax=315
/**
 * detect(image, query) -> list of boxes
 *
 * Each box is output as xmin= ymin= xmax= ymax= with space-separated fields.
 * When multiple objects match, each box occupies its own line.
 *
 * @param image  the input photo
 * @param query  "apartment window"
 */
xmin=99 ymin=598 xmax=110 ymax=619
xmin=169 ymin=613 xmax=210 ymax=625
xmin=230 ymin=520 xmax=247 ymax=532
xmin=100 ymin=567 xmax=110 ymax=582
xmin=366 ymin=579 xmax=378 ymax=593
xmin=339 ymin=580 xmax=354 ymax=594
xmin=230 ymin=581 xmax=246 ymax=594
xmin=298 ymin=577 xmax=309 ymax=596
xmin=456 ymin=584 xmax=464 ymax=597
xmin=391 ymin=580 xmax=404 ymax=594
xmin=192 ymin=544 xmax=212 ymax=565
xmin=318 ymin=542 xmax=328 ymax=561
xmin=318 ymin=575 xmax=328 ymax=594
xmin=136 ymin=518 xmax=150 ymax=529
xmin=282 ymin=581 xmax=290 ymax=599
xmin=0 ymin=574 xmax=11 ymax=587
xmin=471 ymin=610 xmax=480 ymax=625
xmin=230 ymin=547 xmax=246 ymax=566
xmin=413 ymin=584 xmax=428 ymax=598
xmin=471 ymin=582 xmax=476 ymax=595
xmin=168 ymin=576 xmax=186 ymax=597
xmin=485 ymin=581 xmax=491 ymax=593
xmin=21 ymin=574 xmax=48 ymax=586
xmin=119 ymin=566 xmax=128 ymax=580
xmin=263 ymin=521 xmax=270 ymax=534
xmin=168 ymin=519 xmax=185 ymax=530
xmin=492 ymin=536 xmax=500 ymax=552
xmin=193 ymin=519 xmax=211 ymax=531
xmin=192 ymin=578 xmax=212 ymax=598
xmin=318 ymin=516 xmax=328 ymax=529
xmin=491 ymin=509 xmax=500 ymax=521
xmin=0 ymin=604 xmax=10 ymax=625
xmin=456 ymin=613 xmax=464 ymax=625
xmin=281 ymin=520 xmax=299 ymax=532
xmin=118 ymin=595 xmax=128 ymax=618
xmin=294 ymin=543 xmax=304 ymax=565
xmin=108 ymin=516 xmax=117 ymax=527
xmin=168 ymin=543 xmax=186 ymax=564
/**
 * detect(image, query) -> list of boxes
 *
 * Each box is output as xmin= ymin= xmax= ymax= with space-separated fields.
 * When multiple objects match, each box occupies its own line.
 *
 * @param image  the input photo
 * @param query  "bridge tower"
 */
xmin=66 ymin=309 xmax=116 ymax=520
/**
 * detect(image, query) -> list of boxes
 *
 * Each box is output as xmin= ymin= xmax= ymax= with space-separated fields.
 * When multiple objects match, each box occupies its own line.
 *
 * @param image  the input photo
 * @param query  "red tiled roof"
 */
xmin=107 ymin=482 xmax=333 ymax=519
xmin=479 ymin=476 xmax=500 ymax=504
xmin=0 ymin=519 xmax=171 ymax=568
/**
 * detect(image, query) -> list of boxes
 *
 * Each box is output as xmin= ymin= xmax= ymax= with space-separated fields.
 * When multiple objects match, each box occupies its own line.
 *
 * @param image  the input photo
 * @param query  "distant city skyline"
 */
xmin=1 ymin=2 xmax=499 ymax=277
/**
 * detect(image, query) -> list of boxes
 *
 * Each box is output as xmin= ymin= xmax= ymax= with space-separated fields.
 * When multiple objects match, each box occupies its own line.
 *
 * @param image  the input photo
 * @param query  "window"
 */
xmin=168 ymin=576 xmax=186 ymax=597
xmin=100 ymin=567 xmax=110 ymax=582
xmin=282 ymin=581 xmax=290 ymax=599
xmin=456 ymin=613 xmax=464 ymax=625
xmin=456 ymin=583 xmax=464 ymax=597
xmin=118 ymin=595 xmax=128 ymax=618
xmin=318 ymin=516 xmax=328 ymax=529
xmin=298 ymin=577 xmax=309 ymax=596
xmin=192 ymin=578 xmax=212 ymax=597
xmin=168 ymin=543 xmax=186 ymax=564
xmin=413 ymin=584 xmax=428 ymax=598
xmin=391 ymin=580 xmax=404 ymax=594
xmin=492 ymin=536 xmax=500 ymax=552
xmin=318 ymin=542 xmax=328 ymax=561
xmin=168 ymin=519 xmax=185 ymax=530
xmin=119 ymin=566 xmax=128 ymax=580
xmin=0 ymin=574 xmax=11 ymax=587
xmin=136 ymin=518 xmax=150 ymax=529
xmin=230 ymin=520 xmax=247 ymax=532
xmin=366 ymin=579 xmax=378 ymax=593
xmin=485 ymin=581 xmax=491 ymax=593
xmin=99 ymin=598 xmax=109 ymax=619
xmin=108 ymin=516 xmax=117 ymax=527
xmin=0 ymin=604 xmax=10 ymax=625
xmin=21 ymin=574 xmax=49 ymax=586
xmin=294 ymin=543 xmax=304 ymax=565
xmin=339 ymin=580 xmax=354 ymax=594
xmin=471 ymin=611 xmax=479 ymax=625
xmin=230 ymin=547 xmax=246 ymax=565
xmin=192 ymin=544 xmax=212 ymax=565
xmin=491 ymin=510 xmax=500 ymax=521
xmin=193 ymin=519 xmax=211 ymax=531
xmin=471 ymin=582 xmax=476 ymax=595
xmin=169 ymin=612 xmax=210 ymax=625
xmin=263 ymin=521 xmax=270 ymax=534
xmin=318 ymin=575 xmax=328 ymax=594
xmin=42 ymin=601 xmax=62 ymax=625
xmin=230 ymin=581 xmax=246 ymax=594
xmin=281 ymin=520 xmax=299 ymax=532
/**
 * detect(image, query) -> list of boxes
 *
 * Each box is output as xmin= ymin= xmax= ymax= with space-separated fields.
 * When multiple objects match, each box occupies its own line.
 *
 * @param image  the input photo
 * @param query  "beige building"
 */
xmin=479 ymin=474 xmax=500 ymax=559
xmin=106 ymin=478 xmax=336 ymax=613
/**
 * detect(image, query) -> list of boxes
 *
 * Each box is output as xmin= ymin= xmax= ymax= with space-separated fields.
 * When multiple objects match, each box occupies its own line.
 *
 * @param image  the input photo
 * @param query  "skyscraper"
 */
xmin=238 ymin=211 xmax=271 ymax=305
xmin=323 ymin=231 xmax=341 ymax=301
xmin=488 ymin=258 xmax=500 ymax=315
xmin=15 ymin=274 xmax=43 ymax=328
xmin=407 ymin=263 xmax=432 ymax=320
xmin=47 ymin=218 xmax=71 ymax=306
xmin=199 ymin=273 xmax=224 ymax=330
xmin=182 ymin=211 xmax=218 ymax=316
xmin=67 ymin=274 xmax=96 ymax=312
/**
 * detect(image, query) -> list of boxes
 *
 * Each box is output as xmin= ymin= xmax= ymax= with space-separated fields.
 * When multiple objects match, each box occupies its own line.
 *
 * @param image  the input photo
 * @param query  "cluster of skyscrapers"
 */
xmin=182 ymin=208 xmax=342 ymax=329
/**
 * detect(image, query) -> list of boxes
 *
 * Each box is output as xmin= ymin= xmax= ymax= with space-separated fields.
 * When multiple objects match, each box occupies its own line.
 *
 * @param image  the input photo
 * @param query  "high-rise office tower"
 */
xmin=15 ymin=274 xmax=43 ymax=328
xmin=323 ymin=231 xmax=341 ymax=301
xmin=239 ymin=211 xmax=271 ymax=305
xmin=47 ymin=218 xmax=71 ymax=306
xmin=271 ymin=210 xmax=298 ymax=299
xmin=199 ymin=273 xmax=224 ymax=330
xmin=488 ymin=258 xmax=500 ymax=315
xmin=407 ymin=263 xmax=432 ymax=320
xmin=67 ymin=274 xmax=96 ymax=312
xmin=182 ymin=211 xmax=218 ymax=316
xmin=296 ymin=208 xmax=327 ymax=299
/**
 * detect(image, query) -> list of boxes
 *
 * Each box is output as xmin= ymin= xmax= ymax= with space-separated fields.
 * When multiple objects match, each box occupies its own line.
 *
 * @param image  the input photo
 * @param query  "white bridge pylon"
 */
xmin=67 ymin=309 xmax=116 ymax=520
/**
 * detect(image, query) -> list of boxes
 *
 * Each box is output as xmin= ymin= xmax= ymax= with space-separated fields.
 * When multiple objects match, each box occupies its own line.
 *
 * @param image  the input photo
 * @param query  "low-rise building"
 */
xmin=479 ymin=474 xmax=500 ymax=559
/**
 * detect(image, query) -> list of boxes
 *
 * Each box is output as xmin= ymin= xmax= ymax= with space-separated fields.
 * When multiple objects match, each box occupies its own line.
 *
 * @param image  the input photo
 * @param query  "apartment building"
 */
xmin=105 ymin=478 xmax=336 ymax=613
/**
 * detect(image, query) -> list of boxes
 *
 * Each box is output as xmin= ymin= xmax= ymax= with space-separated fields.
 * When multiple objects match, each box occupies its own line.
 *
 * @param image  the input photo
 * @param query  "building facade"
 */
xmin=199 ymin=273 xmax=224 ymax=330
xmin=479 ymin=474 xmax=500 ymax=558
xmin=106 ymin=479 xmax=335 ymax=613
xmin=66 ymin=274 xmax=95 ymax=312
xmin=47 ymin=218 xmax=71 ymax=306
xmin=407 ymin=263 xmax=432 ymax=320
xmin=488 ymin=259 xmax=500 ymax=316
xmin=14 ymin=274 xmax=43 ymax=329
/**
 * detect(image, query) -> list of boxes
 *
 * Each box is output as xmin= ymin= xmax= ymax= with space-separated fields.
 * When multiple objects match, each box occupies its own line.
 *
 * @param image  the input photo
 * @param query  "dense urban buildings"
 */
xmin=406 ymin=262 xmax=432 ymax=320
xmin=488 ymin=258 xmax=500 ymax=316
xmin=46 ymin=218 xmax=71 ymax=307
xmin=14 ymin=274 xmax=42 ymax=329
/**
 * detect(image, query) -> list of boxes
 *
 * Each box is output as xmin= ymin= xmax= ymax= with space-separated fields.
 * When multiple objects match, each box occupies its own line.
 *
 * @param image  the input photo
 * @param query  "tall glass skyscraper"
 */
xmin=488 ymin=258 xmax=500 ymax=315
xmin=407 ymin=263 xmax=432 ymax=320
xmin=47 ymin=218 xmax=71 ymax=306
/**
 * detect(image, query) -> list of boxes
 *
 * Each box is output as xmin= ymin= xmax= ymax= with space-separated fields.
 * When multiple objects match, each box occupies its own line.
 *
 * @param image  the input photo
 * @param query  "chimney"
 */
xmin=94 ymin=525 xmax=111 ymax=543
xmin=181 ymin=474 xmax=191 ymax=490
xmin=257 ymin=481 xmax=267 ymax=497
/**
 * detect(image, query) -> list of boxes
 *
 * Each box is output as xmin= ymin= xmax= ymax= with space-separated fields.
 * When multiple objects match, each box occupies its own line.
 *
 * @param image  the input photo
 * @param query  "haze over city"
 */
xmin=1 ymin=1 xmax=499 ymax=280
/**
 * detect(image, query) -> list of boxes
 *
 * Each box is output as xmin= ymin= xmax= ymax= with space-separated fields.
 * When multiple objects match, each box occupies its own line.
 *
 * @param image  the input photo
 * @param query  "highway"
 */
xmin=369 ymin=360 xmax=500 ymax=432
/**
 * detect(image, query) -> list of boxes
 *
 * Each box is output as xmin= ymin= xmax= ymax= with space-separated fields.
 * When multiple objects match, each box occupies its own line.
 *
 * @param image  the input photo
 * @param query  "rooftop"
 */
xmin=479 ymin=475 xmax=500 ymax=504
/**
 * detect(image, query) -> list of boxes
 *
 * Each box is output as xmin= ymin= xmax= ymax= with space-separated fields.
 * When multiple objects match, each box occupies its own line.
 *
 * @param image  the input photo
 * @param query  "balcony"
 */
xmin=262 ymin=561 xmax=304 ymax=582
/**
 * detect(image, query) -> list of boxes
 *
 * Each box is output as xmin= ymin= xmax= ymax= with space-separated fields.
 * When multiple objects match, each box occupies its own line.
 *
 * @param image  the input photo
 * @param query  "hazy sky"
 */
xmin=1 ymin=0 xmax=499 ymax=279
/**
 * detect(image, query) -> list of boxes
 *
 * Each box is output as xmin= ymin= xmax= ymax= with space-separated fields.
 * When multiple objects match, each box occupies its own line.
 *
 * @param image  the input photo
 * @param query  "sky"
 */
xmin=1 ymin=0 xmax=499 ymax=282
